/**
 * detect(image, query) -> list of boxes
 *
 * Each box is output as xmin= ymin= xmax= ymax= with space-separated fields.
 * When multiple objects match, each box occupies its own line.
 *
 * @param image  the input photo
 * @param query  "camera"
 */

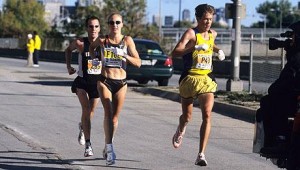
xmin=269 ymin=31 xmax=293 ymax=50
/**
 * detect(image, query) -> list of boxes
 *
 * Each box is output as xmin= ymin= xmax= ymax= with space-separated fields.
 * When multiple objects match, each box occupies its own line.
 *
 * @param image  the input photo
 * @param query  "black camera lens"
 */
xmin=269 ymin=38 xmax=291 ymax=50
xmin=280 ymin=31 xmax=293 ymax=38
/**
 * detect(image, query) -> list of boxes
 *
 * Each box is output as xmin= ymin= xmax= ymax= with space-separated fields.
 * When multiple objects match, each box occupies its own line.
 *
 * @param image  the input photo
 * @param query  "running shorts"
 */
xmin=71 ymin=76 xmax=99 ymax=98
xmin=179 ymin=74 xmax=217 ymax=99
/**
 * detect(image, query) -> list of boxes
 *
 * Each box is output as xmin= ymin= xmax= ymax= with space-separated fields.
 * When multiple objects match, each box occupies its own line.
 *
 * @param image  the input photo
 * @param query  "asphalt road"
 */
xmin=0 ymin=57 xmax=275 ymax=170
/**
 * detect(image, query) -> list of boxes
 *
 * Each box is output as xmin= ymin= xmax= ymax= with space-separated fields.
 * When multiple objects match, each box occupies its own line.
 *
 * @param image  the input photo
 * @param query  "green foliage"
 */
xmin=173 ymin=20 xmax=193 ymax=28
xmin=216 ymin=90 xmax=263 ymax=102
xmin=0 ymin=0 xmax=49 ymax=38
xmin=0 ymin=0 xmax=161 ymax=49
xmin=102 ymin=0 xmax=147 ymax=37
xmin=252 ymin=0 xmax=300 ymax=28
xmin=64 ymin=5 xmax=104 ymax=36
xmin=63 ymin=0 xmax=153 ymax=39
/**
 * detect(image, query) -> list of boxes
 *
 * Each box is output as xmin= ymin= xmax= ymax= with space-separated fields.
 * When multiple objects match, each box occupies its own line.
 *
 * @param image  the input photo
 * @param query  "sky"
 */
xmin=64 ymin=0 xmax=298 ymax=27
xmin=0 ymin=0 xmax=298 ymax=27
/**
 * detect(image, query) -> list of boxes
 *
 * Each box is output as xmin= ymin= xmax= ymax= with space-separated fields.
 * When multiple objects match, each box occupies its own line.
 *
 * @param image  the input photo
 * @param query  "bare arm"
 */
xmin=125 ymin=36 xmax=141 ymax=68
xmin=89 ymin=37 xmax=101 ymax=59
xmin=65 ymin=39 xmax=80 ymax=75
xmin=210 ymin=29 xmax=226 ymax=60
xmin=210 ymin=29 xmax=221 ymax=53
xmin=171 ymin=28 xmax=196 ymax=58
xmin=213 ymin=44 xmax=221 ymax=53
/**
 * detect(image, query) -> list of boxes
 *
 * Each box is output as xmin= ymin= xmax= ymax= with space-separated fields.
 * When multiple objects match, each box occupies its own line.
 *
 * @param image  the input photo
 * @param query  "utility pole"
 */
xmin=159 ymin=0 xmax=162 ymax=43
xmin=178 ymin=0 xmax=181 ymax=28
xmin=225 ymin=0 xmax=245 ymax=91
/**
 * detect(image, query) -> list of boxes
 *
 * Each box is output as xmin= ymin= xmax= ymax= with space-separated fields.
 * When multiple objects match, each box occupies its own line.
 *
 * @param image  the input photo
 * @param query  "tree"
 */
xmin=252 ymin=0 xmax=300 ymax=28
xmin=102 ymin=0 xmax=147 ymax=37
xmin=0 ymin=0 xmax=49 ymax=38
xmin=63 ymin=5 xmax=104 ymax=36
xmin=62 ymin=0 xmax=159 ymax=41
xmin=173 ymin=20 xmax=193 ymax=28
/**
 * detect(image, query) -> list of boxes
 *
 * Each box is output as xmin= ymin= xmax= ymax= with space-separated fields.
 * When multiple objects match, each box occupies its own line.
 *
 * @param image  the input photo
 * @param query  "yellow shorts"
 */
xmin=179 ymin=74 xmax=217 ymax=99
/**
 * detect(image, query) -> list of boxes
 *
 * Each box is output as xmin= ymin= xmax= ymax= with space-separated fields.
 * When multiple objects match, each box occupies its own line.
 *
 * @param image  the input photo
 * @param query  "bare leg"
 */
xmin=76 ymin=89 xmax=93 ymax=141
xmin=198 ymin=93 xmax=214 ymax=154
xmin=98 ymin=82 xmax=113 ymax=144
xmin=111 ymin=85 xmax=127 ymax=140
xmin=172 ymin=97 xmax=193 ymax=148
xmin=179 ymin=97 xmax=194 ymax=132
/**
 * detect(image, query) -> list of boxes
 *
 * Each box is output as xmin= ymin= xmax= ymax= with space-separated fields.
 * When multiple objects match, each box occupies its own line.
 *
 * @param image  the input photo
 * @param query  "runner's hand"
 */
xmin=217 ymin=50 xmax=225 ymax=61
xmin=67 ymin=66 xmax=76 ymax=75
xmin=113 ymin=48 xmax=127 ymax=56
xmin=195 ymin=44 xmax=209 ymax=51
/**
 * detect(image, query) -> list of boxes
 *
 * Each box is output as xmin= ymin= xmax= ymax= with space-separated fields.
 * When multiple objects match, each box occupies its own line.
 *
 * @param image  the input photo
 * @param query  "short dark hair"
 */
xmin=85 ymin=16 xmax=101 ymax=27
xmin=195 ymin=4 xmax=215 ymax=18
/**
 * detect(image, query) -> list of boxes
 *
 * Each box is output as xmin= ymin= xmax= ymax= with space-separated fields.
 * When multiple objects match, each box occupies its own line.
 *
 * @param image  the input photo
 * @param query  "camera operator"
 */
xmin=286 ymin=21 xmax=300 ymax=170
xmin=259 ymin=21 xmax=300 ymax=158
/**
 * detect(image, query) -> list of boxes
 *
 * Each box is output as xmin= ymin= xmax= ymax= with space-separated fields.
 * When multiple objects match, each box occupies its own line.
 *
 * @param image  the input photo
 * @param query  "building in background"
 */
xmin=42 ymin=0 xmax=104 ymax=34
xmin=152 ymin=7 xmax=229 ymax=27
xmin=152 ymin=15 xmax=160 ymax=26
xmin=43 ymin=0 xmax=64 ymax=26
xmin=215 ymin=7 xmax=229 ymax=27
xmin=77 ymin=0 xmax=104 ymax=9
xmin=164 ymin=16 xmax=173 ymax=27
xmin=182 ymin=9 xmax=190 ymax=21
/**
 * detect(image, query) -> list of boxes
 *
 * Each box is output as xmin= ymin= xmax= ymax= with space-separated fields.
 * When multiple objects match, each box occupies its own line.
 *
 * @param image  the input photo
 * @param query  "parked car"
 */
xmin=126 ymin=39 xmax=173 ymax=86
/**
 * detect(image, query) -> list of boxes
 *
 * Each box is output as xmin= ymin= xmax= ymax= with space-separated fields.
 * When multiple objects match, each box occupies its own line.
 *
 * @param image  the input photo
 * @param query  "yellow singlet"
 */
xmin=189 ymin=31 xmax=214 ymax=75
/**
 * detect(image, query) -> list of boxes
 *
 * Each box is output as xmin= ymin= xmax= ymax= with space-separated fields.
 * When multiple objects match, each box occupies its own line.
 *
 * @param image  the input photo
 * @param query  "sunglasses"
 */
xmin=88 ymin=25 xmax=99 ymax=29
xmin=108 ymin=21 xmax=121 ymax=25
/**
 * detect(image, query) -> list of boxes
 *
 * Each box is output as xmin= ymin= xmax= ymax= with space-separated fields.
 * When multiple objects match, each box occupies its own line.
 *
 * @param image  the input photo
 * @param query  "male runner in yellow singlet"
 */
xmin=171 ymin=4 xmax=225 ymax=166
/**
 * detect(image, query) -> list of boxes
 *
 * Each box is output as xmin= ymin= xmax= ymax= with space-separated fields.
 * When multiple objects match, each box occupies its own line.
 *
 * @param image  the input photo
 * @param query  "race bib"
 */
xmin=193 ymin=54 xmax=212 ymax=70
xmin=87 ymin=59 xmax=102 ymax=74
xmin=103 ymin=47 xmax=123 ymax=67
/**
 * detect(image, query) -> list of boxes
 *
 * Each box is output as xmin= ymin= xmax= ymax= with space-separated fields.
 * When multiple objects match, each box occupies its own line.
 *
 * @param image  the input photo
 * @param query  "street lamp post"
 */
xmin=260 ymin=14 xmax=267 ymax=42
xmin=270 ymin=8 xmax=282 ymax=34
xmin=263 ymin=15 xmax=267 ymax=41
xmin=279 ymin=10 xmax=282 ymax=33
xmin=226 ymin=0 xmax=244 ymax=92
xmin=159 ymin=0 xmax=162 ymax=42
xmin=178 ymin=0 xmax=181 ymax=28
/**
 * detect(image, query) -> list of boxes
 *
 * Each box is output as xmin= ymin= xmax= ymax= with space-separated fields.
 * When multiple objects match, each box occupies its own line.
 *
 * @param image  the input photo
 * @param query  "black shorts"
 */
xmin=71 ymin=76 xmax=99 ymax=98
xmin=99 ymin=75 xmax=127 ymax=94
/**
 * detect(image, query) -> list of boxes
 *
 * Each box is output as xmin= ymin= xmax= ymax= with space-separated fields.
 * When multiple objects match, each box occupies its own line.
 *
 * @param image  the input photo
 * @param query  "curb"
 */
xmin=132 ymin=87 xmax=256 ymax=123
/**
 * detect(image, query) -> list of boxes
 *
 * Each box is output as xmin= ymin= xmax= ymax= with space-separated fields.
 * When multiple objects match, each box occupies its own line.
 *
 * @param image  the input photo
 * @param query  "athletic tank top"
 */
xmin=182 ymin=28 xmax=214 ymax=75
xmin=102 ymin=35 xmax=127 ymax=70
xmin=78 ymin=37 xmax=101 ymax=83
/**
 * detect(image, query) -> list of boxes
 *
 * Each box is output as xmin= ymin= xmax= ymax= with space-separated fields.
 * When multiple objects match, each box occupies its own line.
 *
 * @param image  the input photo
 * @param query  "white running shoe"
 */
xmin=84 ymin=143 xmax=93 ymax=157
xmin=195 ymin=153 xmax=208 ymax=166
xmin=172 ymin=126 xmax=185 ymax=148
xmin=78 ymin=122 xmax=85 ymax=145
xmin=106 ymin=144 xmax=116 ymax=165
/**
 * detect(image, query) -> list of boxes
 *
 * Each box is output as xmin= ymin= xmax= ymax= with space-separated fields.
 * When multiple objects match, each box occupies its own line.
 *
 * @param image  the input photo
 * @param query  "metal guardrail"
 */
xmin=0 ymin=28 xmax=290 ymax=50
xmin=161 ymin=28 xmax=289 ymax=44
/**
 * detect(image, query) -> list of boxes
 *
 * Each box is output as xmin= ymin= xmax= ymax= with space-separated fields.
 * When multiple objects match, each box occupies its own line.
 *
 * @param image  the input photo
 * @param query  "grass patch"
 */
xmin=215 ymin=90 xmax=263 ymax=102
